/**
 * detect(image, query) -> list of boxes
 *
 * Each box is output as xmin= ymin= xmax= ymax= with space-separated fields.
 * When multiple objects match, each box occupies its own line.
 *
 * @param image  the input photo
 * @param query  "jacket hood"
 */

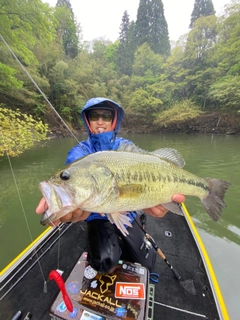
xmin=80 ymin=97 xmax=124 ymax=135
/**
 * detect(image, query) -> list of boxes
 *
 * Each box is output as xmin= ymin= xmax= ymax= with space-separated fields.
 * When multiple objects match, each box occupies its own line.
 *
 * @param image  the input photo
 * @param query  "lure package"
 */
xmin=50 ymin=252 xmax=152 ymax=320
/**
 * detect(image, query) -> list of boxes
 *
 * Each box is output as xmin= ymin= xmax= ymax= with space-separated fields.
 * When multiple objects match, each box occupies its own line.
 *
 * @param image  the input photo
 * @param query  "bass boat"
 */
xmin=0 ymin=204 xmax=229 ymax=320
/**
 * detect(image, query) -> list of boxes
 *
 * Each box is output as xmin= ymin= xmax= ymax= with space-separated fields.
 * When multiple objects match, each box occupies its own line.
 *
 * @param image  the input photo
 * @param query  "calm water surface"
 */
xmin=0 ymin=133 xmax=239 ymax=319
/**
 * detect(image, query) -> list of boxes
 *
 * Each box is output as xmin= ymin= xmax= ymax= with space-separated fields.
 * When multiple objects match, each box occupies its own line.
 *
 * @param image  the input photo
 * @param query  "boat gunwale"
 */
xmin=181 ymin=203 xmax=229 ymax=320
xmin=0 ymin=224 xmax=69 ymax=282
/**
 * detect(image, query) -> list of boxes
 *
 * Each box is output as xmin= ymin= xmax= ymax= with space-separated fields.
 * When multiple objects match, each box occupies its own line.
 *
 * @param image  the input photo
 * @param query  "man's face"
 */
xmin=88 ymin=109 xmax=113 ymax=134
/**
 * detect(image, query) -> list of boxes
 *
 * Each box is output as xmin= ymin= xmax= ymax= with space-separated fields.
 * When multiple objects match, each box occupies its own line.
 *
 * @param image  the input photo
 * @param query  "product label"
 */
xmin=115 ymin=282 xmax=145 ymax=300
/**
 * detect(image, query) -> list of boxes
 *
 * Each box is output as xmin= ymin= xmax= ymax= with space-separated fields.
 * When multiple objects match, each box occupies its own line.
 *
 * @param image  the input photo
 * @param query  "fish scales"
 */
xmin=40 ymin=144 xmax=230 ymax=236
xmin=76 ymin=151 xmax=210 ymax=212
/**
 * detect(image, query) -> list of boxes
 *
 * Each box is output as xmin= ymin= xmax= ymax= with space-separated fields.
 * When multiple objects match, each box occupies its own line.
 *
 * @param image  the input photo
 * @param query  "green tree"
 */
xmin=47 ymin=60 xmax=81 ymax=122
xmin=117 ymin=11 xmax=136 ymax=75
xmin=119 ymin=11 xmax=130 ymax=45
xmin=0 ymin=107 xmax=50 ymax=157
xmin=207 ymin=1 xmax=240 ymax=110
xmin=148 ymin=0 xmax=170 ymax=55
xmin=213 ymin=1 xmax=240 ymax=76
xmin=190 ymin=0 xmax=215 ymax=28
xmin=0 ymin=0 xmax=55 ymax=65
xmin=0 ymin=62 xmax=23 ymax=96
xmin=0 ymin=0 xmax=56 ymax=114
xmin=208 ymin=75 xmax=240 ymax=110
xmin=104 ymin=41 xmax=119 ymax=71
xmin=135 ymin=0 xmax=170 ymax=55
xmin=55 ymin=0 xmax=79 ymax=58
xmin=135 ymin=0 xmax=150 ymax=46
xmin=56 ymin=0 xmax=73 ymax=13
xmin=124 ymin=43 xmax=164 ymax=123
xmin=163 ymin=36 xmax=188 ymax=102
xmin=91 ymin=39 xmax=111 ymax=61
xmin=132 ymin=43 xmax=163 ymax=80
xmin=122 ymin=87 xmax=162 ymax=128
xmin=183 ymin=15 xmax=218 ymax=106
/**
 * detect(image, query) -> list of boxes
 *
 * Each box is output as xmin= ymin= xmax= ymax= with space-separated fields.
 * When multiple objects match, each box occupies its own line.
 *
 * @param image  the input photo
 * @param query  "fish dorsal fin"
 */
xmin=117 ymin=142 xmax=185 ymax=168
xmin=117 ymin=142 xmax=145 ymax=153
xmin=150 ymin=148 xmax=185 ymax=168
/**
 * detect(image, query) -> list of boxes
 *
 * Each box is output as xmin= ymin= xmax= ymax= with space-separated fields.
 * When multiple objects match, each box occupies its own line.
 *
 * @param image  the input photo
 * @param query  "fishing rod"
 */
xmin=137 ymin=212 xmax=196 ymax=295
xmin=145 ymin=233 xmax=181 ymax=280
xmin=0 ymin=34 xmax=80 ymax=144
xmin=0 ymin=223 xmax=70 ymax=292
xmin=0 ymin=34 xmax=80 ymax=298
xmin=0 ymin=223 xmax=73 ymax=301
xmin=137 ymin=213 xmax=181 ymax=280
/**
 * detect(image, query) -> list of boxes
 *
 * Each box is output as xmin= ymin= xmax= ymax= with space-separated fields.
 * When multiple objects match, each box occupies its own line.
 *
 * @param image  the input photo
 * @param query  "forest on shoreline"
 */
xmin=50 ymin=111 xmax=239 ymax=138
xmin=1 ymin=0 xmax=240 ymax=154
xmin=121 ymin=111 xmax=240 ymax=135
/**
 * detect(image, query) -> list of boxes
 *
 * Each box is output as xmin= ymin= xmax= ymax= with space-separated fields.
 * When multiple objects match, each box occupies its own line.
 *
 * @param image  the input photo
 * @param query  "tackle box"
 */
xmin=49 ymin=252 xmax=154 ymax=320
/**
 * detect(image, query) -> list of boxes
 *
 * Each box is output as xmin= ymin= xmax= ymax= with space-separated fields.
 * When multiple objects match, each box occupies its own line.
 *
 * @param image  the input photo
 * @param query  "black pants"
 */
xmin=86 ymin=217 xmax=156 ymax=274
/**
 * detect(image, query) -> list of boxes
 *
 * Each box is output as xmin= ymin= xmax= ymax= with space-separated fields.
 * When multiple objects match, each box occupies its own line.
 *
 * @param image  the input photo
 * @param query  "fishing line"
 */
xmin=0 ymin=223 xmax=73 ymax=300
xmin=44 ymin=216 xmax=61 ymax=274
xmin=1 ymin=142 xmax=46 ymax=286
xmin=42 ymin=202 xmax=62 ymax=271
xmin=1 ymin=108 xmax=49 ymax=293
xmin=0 ymin=34 xmax=73 ymax=289
xmin=0 ymin=34 xmax=80 ymax=144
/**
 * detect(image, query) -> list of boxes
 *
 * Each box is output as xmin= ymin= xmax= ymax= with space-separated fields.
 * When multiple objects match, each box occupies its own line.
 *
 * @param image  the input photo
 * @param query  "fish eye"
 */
xmin=60 ymin=170 xmax=70 ymax=180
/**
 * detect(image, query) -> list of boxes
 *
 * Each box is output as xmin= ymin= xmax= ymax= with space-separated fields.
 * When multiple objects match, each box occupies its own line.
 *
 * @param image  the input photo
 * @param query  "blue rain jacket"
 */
xmin=65 ymin=97 xmax=136 ymax=223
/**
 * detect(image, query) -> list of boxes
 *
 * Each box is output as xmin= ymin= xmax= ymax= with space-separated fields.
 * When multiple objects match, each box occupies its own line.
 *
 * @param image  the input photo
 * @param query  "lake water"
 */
xmin=0 ymin=133 xmax=239 ymax=319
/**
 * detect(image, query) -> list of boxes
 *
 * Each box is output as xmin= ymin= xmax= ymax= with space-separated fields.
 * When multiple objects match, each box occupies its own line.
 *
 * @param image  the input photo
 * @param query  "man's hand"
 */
xmin=143 ymin=194 xmax=185 ymax=218
xmin=36 ymin=197 xmax=90 ymax=225
xmin=36 ymin=194 xmax=185 ymax=225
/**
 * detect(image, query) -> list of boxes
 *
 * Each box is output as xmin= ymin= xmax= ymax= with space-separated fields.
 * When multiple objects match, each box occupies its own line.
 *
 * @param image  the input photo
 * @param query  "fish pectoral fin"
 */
xmin=118 ymin=184 xmax=143 ymax=198
xmin=162 ymin=202 xmax=183 ymax=216
xmin=106 ymin=213 xmax=132 ymax=237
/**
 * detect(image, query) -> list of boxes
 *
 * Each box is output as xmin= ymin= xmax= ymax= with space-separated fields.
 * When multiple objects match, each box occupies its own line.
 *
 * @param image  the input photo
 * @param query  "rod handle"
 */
xmin=170 ymin=267 xmax=181 ymax=280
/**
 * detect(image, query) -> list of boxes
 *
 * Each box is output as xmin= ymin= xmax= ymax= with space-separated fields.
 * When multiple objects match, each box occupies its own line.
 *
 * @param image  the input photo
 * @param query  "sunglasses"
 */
xmin=88 ymin=112 xmax=113 ymax=122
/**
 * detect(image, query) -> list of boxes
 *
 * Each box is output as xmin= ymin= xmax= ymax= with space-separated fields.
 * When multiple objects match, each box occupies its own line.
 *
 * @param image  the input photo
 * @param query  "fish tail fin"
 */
xmin=107 ymin=213 xmax=132 ymax=236
xmin=201 ymin=179 xmax=231 ymax=221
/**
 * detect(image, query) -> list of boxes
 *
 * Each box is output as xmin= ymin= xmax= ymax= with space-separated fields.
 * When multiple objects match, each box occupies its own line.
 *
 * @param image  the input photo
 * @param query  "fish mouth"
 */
xmin=39 ymin=181 xmax=76 ymax=225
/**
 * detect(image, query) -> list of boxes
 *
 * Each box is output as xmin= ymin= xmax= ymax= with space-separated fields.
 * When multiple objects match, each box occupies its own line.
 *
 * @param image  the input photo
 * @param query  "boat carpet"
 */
xmin=148 ymin=213 xmax=219 ymax=320
xmin=0 ymin=212 xmax=220 ymax=320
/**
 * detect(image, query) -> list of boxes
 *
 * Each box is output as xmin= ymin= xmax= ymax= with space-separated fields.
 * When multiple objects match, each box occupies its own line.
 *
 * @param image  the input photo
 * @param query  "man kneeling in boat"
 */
xmin=36 ymin=97 xmax=185 ymax=274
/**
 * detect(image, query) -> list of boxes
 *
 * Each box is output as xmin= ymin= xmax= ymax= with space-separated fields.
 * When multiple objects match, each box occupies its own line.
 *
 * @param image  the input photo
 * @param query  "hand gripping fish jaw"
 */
xmin=49 ymin=270 xmax=73 ymax=312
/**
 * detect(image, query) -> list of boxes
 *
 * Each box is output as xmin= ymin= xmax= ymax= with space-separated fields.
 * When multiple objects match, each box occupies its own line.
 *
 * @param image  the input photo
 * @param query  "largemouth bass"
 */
xmin=40 ymin=143 xmax=230 ymax=236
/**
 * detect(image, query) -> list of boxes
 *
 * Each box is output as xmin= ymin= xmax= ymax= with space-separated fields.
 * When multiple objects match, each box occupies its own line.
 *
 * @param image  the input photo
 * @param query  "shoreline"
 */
xmin=49 ymin=111 xmax=240 ymax=138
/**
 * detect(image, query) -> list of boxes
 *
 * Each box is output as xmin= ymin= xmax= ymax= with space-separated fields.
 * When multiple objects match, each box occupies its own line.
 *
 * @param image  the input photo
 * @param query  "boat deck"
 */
xmin=0 ymin=212 xmax=220 ymax=320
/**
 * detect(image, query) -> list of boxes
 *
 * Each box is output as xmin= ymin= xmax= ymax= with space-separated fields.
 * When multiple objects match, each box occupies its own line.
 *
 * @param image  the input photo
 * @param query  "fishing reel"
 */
xmin=140 ymin=234 xmax=155 ymax=259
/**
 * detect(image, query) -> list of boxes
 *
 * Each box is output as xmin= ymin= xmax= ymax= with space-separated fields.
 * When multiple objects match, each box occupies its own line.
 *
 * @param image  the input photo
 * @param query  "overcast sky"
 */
xmin=44 ymin=0 xmax=230 ymax=42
